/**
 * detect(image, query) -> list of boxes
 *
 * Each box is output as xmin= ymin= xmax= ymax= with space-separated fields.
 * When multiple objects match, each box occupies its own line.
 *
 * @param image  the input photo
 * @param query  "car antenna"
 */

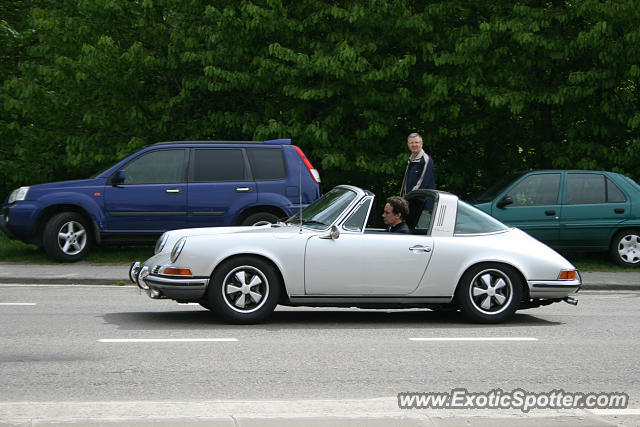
xmin=299 ymin=156 xmax=303 ymax=233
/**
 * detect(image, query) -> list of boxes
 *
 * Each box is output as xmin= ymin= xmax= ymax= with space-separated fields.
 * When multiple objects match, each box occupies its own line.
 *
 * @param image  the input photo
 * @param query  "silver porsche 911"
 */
xmin=129 ymin=185 xmax=581 ymax=324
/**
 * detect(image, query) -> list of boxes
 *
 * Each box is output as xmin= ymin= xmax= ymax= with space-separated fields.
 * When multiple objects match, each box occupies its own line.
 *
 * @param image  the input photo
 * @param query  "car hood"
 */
xmin=25 ymin=178 xmax=105 ymax=199
xmin=157 ymin=223 xmax=303 ymax=254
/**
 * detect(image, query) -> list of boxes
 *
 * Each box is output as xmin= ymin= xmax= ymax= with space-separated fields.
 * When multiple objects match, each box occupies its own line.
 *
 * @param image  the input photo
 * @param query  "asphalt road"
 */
xmin=1 ymin=284 xmax=639 ymax=426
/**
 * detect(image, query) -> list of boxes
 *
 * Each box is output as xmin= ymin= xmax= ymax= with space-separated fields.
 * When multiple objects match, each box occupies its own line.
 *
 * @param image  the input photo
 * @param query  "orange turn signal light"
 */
xmin=162 ymin=267 xmax=193 ymax=276
xmin=558 ymin=270 xmax=577 ymax=280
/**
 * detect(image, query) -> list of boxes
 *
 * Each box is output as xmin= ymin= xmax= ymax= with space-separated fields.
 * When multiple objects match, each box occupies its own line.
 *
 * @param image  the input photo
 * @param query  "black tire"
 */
xmin=455 ymin=263 xmax=522 ymax=324
xmin=610 ymin=230 xmax=640 ymax=267
xmin=208 ymin=256 xmax=281 ymax=324
xmin=198 ymin=301 xmax=212 ymax=310
xmin=240 ymin=212 xmax=279 ymax=226
xmin=42 ymin=212 xmax=92 ymax=262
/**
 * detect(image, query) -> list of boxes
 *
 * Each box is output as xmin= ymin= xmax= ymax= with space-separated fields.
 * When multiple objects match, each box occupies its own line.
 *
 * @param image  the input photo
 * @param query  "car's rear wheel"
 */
xmin=208 ymin=256 xmax=281 ymax=324
xmin=241 ymin=212 xmax=279 ymax=226
xmin=42 ymin=212 xmax=92 ymax=262
xmin=456 ymin=263 xmax=522 ymax=323
xmin=611 ymin=230 xmax=640 ymax=267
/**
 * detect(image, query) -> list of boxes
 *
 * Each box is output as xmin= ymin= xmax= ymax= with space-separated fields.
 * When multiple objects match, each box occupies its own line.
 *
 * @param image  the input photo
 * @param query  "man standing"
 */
xmin=400 ymin=132 xmax=435 ymax=196
xmin=382 ymin=196 xmax=411 ymax=234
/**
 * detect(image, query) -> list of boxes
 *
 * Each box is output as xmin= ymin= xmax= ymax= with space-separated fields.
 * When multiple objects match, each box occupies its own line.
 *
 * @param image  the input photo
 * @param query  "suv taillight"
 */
xmin=293 ymin=145 xmax=321 ymax=183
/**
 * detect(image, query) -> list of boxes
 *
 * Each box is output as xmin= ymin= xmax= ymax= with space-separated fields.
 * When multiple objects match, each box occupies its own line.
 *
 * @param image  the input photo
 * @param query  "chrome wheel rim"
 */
xmin=222 ymin=266 xmax=269 ymax=313
xmin=57 ymin=221 xmax=87 ymax=255
xmin=468 ymin=269 xmax=513 ymax=315
xmin=617 ymin=234 xmax=640 ymax=265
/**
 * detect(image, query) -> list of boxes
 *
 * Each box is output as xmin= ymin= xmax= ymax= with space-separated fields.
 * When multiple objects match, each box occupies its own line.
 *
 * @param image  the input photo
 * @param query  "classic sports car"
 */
xmin=129 ymin=185 xmax=581 ymax=324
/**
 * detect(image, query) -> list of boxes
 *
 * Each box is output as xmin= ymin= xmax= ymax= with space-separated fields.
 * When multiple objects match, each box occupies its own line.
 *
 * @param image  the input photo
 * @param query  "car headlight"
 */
xmin=8 ymin=186 xmax=29 ymax=204
xmin=155 ymin=232 xmax=169 ymax=254
xmin=170 ymin=237 xmax=187 ymax=263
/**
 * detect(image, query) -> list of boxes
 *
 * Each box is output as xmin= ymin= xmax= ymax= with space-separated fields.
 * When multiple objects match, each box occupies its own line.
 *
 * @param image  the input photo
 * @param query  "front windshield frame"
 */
xmin=286 ymin=186 xmax=360 ymax=230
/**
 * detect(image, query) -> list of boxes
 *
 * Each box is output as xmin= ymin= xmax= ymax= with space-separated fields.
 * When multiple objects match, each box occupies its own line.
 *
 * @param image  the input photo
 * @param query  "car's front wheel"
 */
xmin=610 ymin=230 xmax=640 ymax=267
xmin=42 ymin=212 xmax=92 ymax=262
xmin=208 ymin=256 xmax=281 ymax=324
xmin=456 ymin=263 xmax=522 ymax=323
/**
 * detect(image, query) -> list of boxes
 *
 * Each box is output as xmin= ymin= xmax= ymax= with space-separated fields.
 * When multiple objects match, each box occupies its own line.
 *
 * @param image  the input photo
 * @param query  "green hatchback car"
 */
xmin=473 ymin=170 xmax=640 ymax=267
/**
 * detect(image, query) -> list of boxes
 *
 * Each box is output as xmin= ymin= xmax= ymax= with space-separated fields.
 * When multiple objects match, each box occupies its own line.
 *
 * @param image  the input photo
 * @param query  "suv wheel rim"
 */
xmin=57 ymin=221 xmax=87 ymax=255
xmin=222 ymin=266 xmax=269 ymax=313
xmin=468 ymin=269 xmax=513 ymax=315
xmin=618 ymin=234 xmax=640 ymax=264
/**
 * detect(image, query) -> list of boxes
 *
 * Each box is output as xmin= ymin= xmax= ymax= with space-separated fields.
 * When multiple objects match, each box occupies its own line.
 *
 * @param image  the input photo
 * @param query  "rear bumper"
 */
xmin=527 ymin=278 xmax=582 ymax=298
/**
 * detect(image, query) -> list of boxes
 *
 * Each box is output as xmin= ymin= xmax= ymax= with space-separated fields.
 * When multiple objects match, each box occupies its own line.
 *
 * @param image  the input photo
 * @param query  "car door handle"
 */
xmin=235 ymin=187 xmax=253 ymax=193
xmin=409 ymin=245 xmax=431 ymax=253
xmin=545 ymin=210 xmax=556 ymax=216
xmin=615 ymin=208 xmax=625 ymax=214
xmin=165 ymin=188 xmax=182 ymax=194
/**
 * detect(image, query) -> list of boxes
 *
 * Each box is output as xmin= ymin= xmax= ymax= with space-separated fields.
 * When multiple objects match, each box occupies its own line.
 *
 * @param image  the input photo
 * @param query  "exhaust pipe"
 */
xmin=563 ymin=296 xmax=578 ymax=306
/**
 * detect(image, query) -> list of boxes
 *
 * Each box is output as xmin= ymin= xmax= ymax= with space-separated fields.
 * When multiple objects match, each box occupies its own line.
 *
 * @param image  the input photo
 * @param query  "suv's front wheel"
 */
xmin=42 ymin=212 xmax=92 ymax=262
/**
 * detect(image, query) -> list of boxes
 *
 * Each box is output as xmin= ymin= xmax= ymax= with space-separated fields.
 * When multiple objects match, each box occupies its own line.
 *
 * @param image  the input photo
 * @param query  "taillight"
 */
xmin=293 ymin=145 xmax=321 ymax=183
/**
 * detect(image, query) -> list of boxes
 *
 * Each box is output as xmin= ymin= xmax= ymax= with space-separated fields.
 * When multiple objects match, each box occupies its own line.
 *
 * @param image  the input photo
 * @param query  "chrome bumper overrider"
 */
xmin=129 ymin=261 xmax=209 ymax=300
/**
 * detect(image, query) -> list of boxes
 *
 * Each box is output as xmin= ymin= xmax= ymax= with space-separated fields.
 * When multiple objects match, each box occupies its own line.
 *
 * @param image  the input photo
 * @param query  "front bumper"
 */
xmin=129 ymin=261 xmax=209 ymax=301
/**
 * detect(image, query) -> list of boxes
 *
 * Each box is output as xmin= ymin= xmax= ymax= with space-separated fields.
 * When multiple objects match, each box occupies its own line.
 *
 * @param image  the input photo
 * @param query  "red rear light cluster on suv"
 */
xmin=293 ymin=145 xmax=321 ymax=184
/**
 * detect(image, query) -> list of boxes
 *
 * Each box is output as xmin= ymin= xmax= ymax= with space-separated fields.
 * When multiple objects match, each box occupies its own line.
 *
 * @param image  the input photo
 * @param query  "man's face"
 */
xmin=407 ymin=136 xmax=423 ymax=155
xmin=382 ymin=203 xmax=402 ymax=226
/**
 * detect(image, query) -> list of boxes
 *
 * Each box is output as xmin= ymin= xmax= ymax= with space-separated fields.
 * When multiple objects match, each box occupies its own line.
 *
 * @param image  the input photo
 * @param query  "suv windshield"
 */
xmin=287 ymin=187 xmax=358 ymax=229
xmin=471 ymin=172 xmax=526 ymax=203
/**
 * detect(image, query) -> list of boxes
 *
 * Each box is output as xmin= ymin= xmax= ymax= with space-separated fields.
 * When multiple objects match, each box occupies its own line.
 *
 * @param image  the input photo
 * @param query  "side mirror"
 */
xmin=319 ymin=225 xmax=340 ymax=240
xmin=497 ymin=196 xmax=513 ymax=209
xmin=111 ymin=170 xmax=125 ymax=186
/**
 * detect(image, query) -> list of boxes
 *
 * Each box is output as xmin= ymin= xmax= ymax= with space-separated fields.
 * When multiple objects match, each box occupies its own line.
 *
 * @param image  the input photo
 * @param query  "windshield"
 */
xmin=287 ymin=187 xmax=358 ymax=229
xmin=471 ymin=172 xmax=526 ymax=203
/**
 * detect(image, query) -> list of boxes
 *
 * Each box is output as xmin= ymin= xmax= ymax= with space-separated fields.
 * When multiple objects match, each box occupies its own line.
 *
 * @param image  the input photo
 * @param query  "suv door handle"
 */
xmin=615 ymin=208 xmax=625 ymax=214
xmin=165 ymin=188 xmax=182 ymax=194
xmin=409 ymin=245 xmax=431 ymax=253
xmin=544 ymin=210 xmax=556 ymax=216
xmin=235 ymin=187 xmax=253 ymax=193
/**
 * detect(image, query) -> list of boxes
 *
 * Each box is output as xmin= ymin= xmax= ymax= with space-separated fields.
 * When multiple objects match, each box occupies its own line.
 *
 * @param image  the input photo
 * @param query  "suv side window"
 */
xmin=123 ymin=149 xmax=186 ymax=184
xmin=192 ymin=148 xmax=246 ymax=182
xmin=506 ymin=173 xmax=561 ymax=206
xmin=246 ymin=148 xmax=286 ymax=180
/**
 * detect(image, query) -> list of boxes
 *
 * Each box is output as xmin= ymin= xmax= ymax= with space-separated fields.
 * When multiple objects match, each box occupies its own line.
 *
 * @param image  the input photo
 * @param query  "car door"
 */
xmin=104 ymin=148 xmax=188 ymax=231
xmin=304 ymin=233 xmax=433 ymax=295
xmin=490 ymin=172 xmax=562 ymax=246
xmin=186 ymin=148 xmax=257 ymax=227
xmin=558 ymin=173 xmax=630 ymax=249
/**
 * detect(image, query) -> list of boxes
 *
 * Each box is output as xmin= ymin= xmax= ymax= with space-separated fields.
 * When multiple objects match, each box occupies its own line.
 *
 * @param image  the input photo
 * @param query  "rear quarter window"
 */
xmin=247 ymin=148 xmax=286 ymax=180
xmin=455 ymin=201 xmax=509 ymax=235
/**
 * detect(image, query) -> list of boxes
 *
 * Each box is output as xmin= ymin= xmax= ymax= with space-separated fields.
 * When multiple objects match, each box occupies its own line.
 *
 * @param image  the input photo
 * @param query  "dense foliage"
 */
xmin=2 ymin=0 xmax=639 ymax=202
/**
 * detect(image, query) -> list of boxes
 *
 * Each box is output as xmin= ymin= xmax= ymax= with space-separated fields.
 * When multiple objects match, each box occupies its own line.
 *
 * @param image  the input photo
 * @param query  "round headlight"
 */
xmin=155 ymin=232 xmax=169 ymax=254
xmin=170 ymin=237 xmax=187 ymax=263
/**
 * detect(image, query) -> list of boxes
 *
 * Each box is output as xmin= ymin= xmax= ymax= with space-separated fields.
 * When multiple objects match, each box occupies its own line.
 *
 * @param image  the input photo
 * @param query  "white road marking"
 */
xmin=0 ymin=303 xmax=37 ymax=306
xmin=409 ymin=337 xmax=538 ymax=342
xmin=99 ymin=338 xmax=238 ymax=343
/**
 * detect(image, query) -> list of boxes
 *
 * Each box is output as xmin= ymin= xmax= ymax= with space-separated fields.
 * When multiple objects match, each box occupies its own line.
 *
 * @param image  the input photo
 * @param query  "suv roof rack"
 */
xmin=152 ymin=139 xmax=291 ymax=146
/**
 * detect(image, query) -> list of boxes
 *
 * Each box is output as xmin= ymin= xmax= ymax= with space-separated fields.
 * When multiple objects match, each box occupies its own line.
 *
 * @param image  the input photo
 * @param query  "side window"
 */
xmin=607 ymin=178 xmax=626 ymax=203
xmin=192 ymin=149 xmax=246 ymax=182
xmin=123 ymin=149 xmax=185 ymax=184
xmin=247 ymin=148 xmax=286 ymax=180
xmin=412 ymin=197 xmax=435 ymax=235
xmin=565 ymin=174 xmax=606 ymax=204
xmin=506 ymin=174 xmax=560 ymax=206
xmin=343 ymin=198 xmax=372 ymax=232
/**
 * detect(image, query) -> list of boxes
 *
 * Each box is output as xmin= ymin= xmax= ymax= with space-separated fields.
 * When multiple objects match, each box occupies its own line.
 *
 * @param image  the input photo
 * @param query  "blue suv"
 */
xmin=1 ymin=139 xmax=321 ymax=262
